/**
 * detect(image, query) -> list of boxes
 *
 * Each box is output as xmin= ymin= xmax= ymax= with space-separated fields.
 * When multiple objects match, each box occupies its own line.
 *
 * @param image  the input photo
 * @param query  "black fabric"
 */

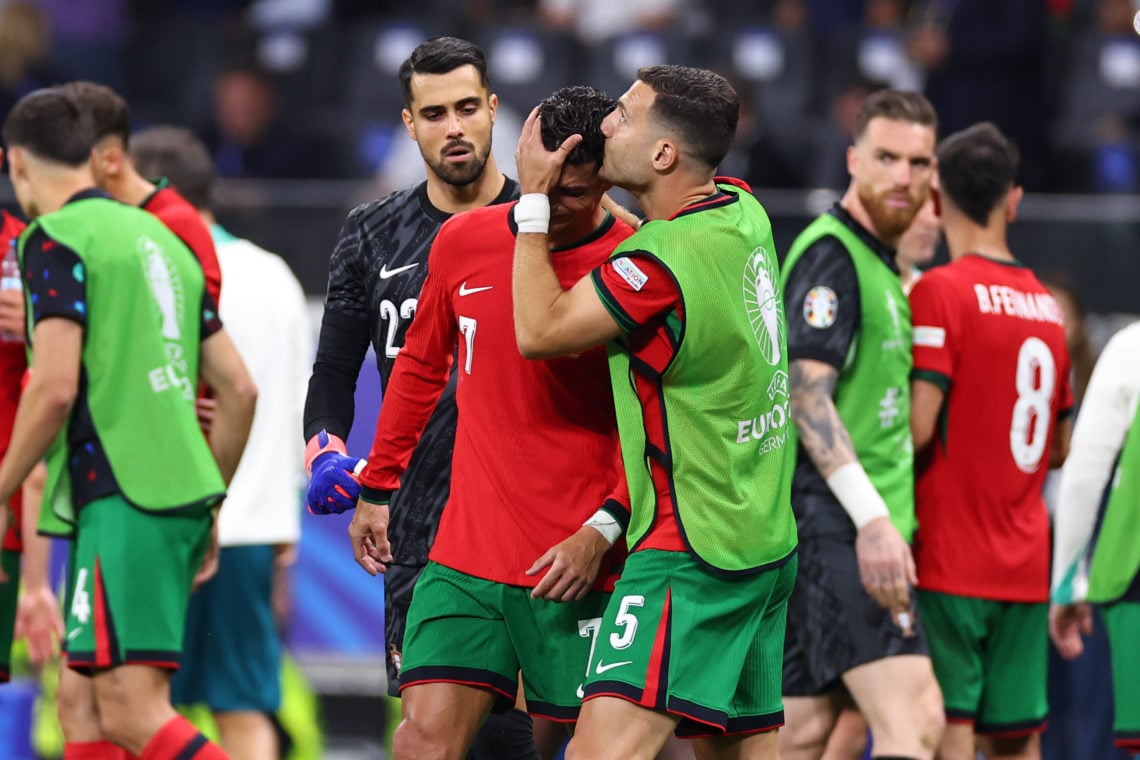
xmin=467 ymin=709 xmax=542 ymax=760
xmin=783 ymin=234 xmax=861 ymax=371
xmin=382 ymin=562 xmax=422 ymax=697
xmin=783 ymin=507 xmax=928 ymax=697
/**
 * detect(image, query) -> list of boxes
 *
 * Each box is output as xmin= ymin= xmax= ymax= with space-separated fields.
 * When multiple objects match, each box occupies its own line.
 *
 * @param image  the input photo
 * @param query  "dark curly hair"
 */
xmin=539 ymin=85 xmax=615 ymax=168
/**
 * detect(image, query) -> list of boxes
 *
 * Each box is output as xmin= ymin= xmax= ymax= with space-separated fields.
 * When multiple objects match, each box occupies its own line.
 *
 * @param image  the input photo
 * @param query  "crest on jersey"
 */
xmin=612 ymin=257 xmax=648 ymax=291
xmin=803 ymin=286 xmax=837 ymax=329
xmin=140 ymin=235 xmax=185 ymax=340
xmin=744 ymin=247 xmax=785 ymax=366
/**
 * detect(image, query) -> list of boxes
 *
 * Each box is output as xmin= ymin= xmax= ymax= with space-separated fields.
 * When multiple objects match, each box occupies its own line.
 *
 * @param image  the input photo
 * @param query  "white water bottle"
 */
xmin=1 ymin=240 xmax=22 ymax=342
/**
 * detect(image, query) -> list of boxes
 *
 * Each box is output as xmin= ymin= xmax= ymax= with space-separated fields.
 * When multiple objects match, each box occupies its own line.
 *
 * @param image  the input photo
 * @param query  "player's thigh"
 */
xmin=506 ymin=586 xmax=610 ymax=723
xmin=1102 ymin=600 xmax=1140 ymax=751
xmin=172 ymin=544 xmax=281 ymax=713
xmin=976 ymin=601 xmax=1048 ymax=735
xmin=67 ymin=495 xmax=212 ymax=673
xmin=566 ymin=695 xmax=678 ymax=760
xmin=842 ymin=654 xmax=941 ymax=738
xmin=692 ymin=728 xmax=779 ymax=760
xmin=383 ymin=562 xmax=424 ymax=697
xmin=0 ymin=548 xmax=20 ymax=681
xmin=399 ymin=562 xmax=519 ymax=711
xmin=397 ymin=680 xmax=499 ymax=754
xmin=917 ymin=589 xmax=987 ymax=720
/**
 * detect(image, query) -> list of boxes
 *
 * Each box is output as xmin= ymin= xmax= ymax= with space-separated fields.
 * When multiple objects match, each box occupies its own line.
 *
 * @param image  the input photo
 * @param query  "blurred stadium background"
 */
xmin=0 ymin=0 xmax=1137 ymax=757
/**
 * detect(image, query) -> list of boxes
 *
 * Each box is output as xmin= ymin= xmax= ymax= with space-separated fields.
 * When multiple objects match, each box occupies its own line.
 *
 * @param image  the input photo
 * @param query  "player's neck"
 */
xmin=946 ymin=225 xmax=1012 ymax=263
xmin=424 ymin=155 xmax=505 ymax=215
xmin=635 ymin=176 xmax=718 ymax=222
xmin=107 ymin=169 xmax=157 ymax=208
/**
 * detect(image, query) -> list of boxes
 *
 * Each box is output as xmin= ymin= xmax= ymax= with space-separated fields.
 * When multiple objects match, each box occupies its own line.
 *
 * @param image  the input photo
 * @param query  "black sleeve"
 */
xmin=24 ymin=230 xmax=87 ymax=326
xmin=303 ymin=209 xmax=373 ymax=441
xmin=200 ymin=288 xmax=222 ymax=339
xmin=783 ymin=235 xmax=860 ymax=370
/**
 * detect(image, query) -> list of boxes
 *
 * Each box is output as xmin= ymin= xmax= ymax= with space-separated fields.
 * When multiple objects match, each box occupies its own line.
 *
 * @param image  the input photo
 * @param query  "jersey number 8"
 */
xmin=1009 ymin=336 xmax=1056 ymax=473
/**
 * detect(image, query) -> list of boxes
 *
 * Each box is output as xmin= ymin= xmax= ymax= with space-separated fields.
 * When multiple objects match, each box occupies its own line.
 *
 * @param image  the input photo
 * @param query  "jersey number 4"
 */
xmin=1010 ymin=336 xmax=1056 ymax=473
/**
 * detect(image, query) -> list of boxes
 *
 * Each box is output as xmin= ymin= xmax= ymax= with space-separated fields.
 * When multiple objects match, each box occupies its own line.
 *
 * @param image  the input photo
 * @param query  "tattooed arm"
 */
xmin=790 ymin=357 xmax=916 ymax=620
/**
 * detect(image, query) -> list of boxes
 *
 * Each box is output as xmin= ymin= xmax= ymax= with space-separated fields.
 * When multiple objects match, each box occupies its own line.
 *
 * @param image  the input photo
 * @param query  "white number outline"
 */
xmin=379 ymin=298 xmax=418 ymax=358
xmin=1009 ymin=336 xmax=1056 ymax=473
xmin=609 ymin=594 xmax=645 ymax=650
xmin=458 ymin=316 xmax=477 ymax=374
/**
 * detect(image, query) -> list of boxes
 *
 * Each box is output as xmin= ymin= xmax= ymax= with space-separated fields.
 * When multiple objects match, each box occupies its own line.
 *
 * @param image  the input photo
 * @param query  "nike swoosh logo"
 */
xmin=379 ymin=263 xmax=419 ymax=279
xmin=595 ymin=660 xmax=632 ymax=675
xmin=458 ymin=282 xmax=493 ymax=296
xmin=67 ymin=628 xmax=82 ymax=641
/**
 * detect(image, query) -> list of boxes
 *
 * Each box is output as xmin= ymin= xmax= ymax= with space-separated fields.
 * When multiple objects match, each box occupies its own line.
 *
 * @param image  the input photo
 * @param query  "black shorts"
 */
xmin=783 ymin=519 xmax=928 ymax=697
xmin=384 ymin=562 xmax=424 ymax=697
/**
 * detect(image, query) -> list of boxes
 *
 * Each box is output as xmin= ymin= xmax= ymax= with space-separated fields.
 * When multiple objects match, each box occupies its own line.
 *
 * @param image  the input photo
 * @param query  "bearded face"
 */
xmin=849 ymin=117 xmax=936 ymax=244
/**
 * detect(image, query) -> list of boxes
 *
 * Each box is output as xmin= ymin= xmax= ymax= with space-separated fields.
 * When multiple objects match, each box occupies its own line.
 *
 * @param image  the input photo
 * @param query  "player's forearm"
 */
xmin=20 ymin=467 xmax=50 ymax=589
xmin=304 ymin=308 xmax=371 ymax=440
xmin=789 ymin=360 xmax=857 ymax=478
xmin=512 ymin=230 xmax=574 ymax=358
xmin=209 ymin=383 xmax=257 ymax=485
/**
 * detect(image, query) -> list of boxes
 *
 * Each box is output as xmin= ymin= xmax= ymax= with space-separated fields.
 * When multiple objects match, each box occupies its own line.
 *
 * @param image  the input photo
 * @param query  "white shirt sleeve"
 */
xmin=1052 ymin=322 xmax=1140 ymax=602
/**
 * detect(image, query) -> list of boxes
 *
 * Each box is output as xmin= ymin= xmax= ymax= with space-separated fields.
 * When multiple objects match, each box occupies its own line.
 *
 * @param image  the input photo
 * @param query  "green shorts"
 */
xmin=0 ymin=548 xmax=20 ymax=681
xmin=64 ymin=494 xmax=212 ymax=674
xmin=582 ymin=549 xmax=797 ymax=738
xmin=918 ymin=590 xmax=1047 ymax=735
xmin=400 ymin=561 xmax=611 ymax=722
xmin=1102 ymin=600 xmax=1140 ymax=751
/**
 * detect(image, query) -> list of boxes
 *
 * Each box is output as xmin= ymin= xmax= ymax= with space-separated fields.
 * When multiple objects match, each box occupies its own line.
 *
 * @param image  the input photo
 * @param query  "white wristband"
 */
xmin=826 ymin=462 xmax=891 ymax=529
xmin=515 ymin=193 xmax=550 ymax=234
xmin=583 ymin=508 xmax=622 ymax=545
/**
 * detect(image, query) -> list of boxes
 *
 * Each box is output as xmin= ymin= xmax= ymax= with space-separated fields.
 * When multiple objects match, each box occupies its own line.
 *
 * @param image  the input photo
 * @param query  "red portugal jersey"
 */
xmin=142 ymin=184 xmax=222 ymax=304
xmin=359 ymin=204 xmax=635 ymax=587
xmin=0 ymin=211 xmax=26 ymax=552
xmin=910 ymin=254 xmax=1073 ymax=602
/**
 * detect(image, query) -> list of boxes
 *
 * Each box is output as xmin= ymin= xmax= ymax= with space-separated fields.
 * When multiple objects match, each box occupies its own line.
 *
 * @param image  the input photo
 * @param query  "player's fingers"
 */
xmin=522 ymin=105 xmax=541 ymax=140
xmin=904 ymin=547 xmax=918 ymax=586
xmin=559 ymin=134 xmax=583 ymax=154
xmin=530 ymin=566 xmax=560 ymax=600
xmin=526 ymin=548 xmax=557 ymax=577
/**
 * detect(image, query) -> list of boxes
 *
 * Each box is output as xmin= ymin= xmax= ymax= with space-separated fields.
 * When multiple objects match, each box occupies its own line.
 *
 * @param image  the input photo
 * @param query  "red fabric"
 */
xmin=141 ymin=187 xmax=222 ymax=305
xmin=92 ymin=558 xmax=111 ymax=667
xmin=596 ymin=254 xmax=685 ymax=552
xmin=141 ymin=715 xmax=227 ymax=760
xmin=358 ymin=204 xmax=633 ymax=587
xmin=910 ymin=255 xmax=1073 ymax=601
xmin=0 ymin=210 xmax=26 ymax=552
xmin=63 ymin=740 xmax=131 ymax=759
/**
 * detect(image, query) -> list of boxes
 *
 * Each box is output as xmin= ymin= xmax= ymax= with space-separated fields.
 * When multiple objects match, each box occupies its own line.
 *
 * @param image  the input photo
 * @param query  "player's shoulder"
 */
xmin=346 ymin=182 xmax=425 ymax=229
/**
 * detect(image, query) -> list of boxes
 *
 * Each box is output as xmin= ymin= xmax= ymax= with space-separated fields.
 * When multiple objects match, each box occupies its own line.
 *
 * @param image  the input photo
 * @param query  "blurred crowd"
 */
xmin=0 ymin=0 xmax=1137 ymax=193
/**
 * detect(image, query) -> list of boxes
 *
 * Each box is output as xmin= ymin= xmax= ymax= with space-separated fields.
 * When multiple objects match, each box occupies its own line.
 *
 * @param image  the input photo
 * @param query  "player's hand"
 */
xmin=192 ymin=517 xmax=220 ymax=591
xmin=855 ymin=516 xmax=916 ymax=612
xmin=307 ymin=450 xmax=366 ymax=515
xmin=14 ymin=585 xmax=63 ymax=664
xmin=1049 ymin=602 xmax=1092 ymax=660
xmin=196 ymin=397 xmax=216 ymax=433
xmin=349 ymin=498 xmax=393 ymax=576
xmin=515 ymin=104 xmax=582 ymax=196
xmin=526 ymin=525 xmax=610 ymax=602
xmin=0 ymin=287 xmax=25 ymax=342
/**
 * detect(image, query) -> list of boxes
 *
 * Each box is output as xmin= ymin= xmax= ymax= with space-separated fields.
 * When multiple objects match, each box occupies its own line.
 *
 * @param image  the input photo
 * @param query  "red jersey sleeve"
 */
xmin=358 ymin=231 xmax=457 ymax=494
xmin=591 ymin=253 xmax=680 ymax=331
xmin=909 ymin=271 xmax=959 ymax=387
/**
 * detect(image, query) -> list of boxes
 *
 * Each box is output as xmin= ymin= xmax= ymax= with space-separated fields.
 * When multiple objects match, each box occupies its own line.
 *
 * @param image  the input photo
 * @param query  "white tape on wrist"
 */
xmin=826 ymin=462 xmax=891 ymax=529
xmin=583 ymin=508 xmax=621 ymax=545
xmin=515 ymin=193 xmax=551 ymax=234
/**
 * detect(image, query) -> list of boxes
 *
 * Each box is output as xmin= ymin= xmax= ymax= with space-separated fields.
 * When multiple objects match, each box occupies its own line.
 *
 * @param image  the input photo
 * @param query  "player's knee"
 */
xmin=915 ymin=680 xmax=946 ymax=751
xmin=96 ymin=700 xmax=142 ymax=751
xmin=392 ymin=715 xmax=461 ymax=760
xmin=777 ymin=707 xmax=834 ymax=755
xmin=56 ymin=678 xmax=99 ymax=739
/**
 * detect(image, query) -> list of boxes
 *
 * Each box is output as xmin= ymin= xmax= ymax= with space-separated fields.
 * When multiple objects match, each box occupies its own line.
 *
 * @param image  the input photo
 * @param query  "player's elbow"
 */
xmin=911 ymin=420 xmax=936 ymax=454
xmin=1049 ymin=436 xmax=1070 ymax=469
xmin=515 ymin=325 xmax=556 ymax=360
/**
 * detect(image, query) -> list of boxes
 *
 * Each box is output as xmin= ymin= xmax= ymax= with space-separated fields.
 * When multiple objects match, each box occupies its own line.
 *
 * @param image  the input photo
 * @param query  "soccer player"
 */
xmin=512 ymin=65 xmax=796 ymax=760
xmin=779 ymin=89 xmax=943 ymax=760
xmin=131 ymin=125 xmax=310 ymax=760
xmin=0 ymin=87 xmax=256 ymax=758
xmin=349 ymin=84 xmax=632 ymax=760
xmin=898 ymin=196 xmax=939 ymax=294
xmin=1051 ymin=320 xmax=1140 ymax=758
xmin=909 ymin=122 xmax=1073 ymax=760
xmin=300 ymin=36 xmax=540 ymax=756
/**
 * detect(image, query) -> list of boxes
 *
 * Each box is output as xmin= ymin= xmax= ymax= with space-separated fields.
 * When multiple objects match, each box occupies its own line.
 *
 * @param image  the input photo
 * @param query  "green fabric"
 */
xmin=783 ymin=213 xmax=916 ymax=540
xmin=401 ymin=561 xmax=610 ymax=718
xmin=18 ymin=197 xmax=224 ymax=538
xmin=0 ymin=549 xmax=19 ymax=677
xmin=1103 ymin=601 xmax=1140 ymax=736
xmin=1088 ymin=401 xmax=1140 ymax=603
xmin=604 ymin=185 xmax=797 ymax=573
xmin=918 ymin=589 xmax=1048 ymax=731
xmin=582 ymin=549 xmax=797 ymax=729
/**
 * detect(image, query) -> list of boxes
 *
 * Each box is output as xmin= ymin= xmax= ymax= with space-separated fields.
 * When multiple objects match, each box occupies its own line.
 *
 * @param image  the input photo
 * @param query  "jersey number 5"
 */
xmin=1010 ymin=336 xmax=1056 ymax=473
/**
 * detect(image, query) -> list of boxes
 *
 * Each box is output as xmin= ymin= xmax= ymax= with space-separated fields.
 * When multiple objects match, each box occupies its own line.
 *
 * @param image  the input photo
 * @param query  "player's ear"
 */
xmin=1005 ymin=185 xmax=1023 ymax=223
xmin=488 ymin=92 xmax=498 ymax=125
xmin=401 ymin=108 xmax=416 ymax=142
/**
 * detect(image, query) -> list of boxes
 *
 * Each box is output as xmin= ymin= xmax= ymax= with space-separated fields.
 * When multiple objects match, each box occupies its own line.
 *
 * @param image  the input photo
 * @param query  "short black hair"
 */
xmin=539 ymin=85 xmax=614 ymax=169
xmin=2 ymin=87 xmax=95 ymax=167
xmin=129 ymin=126 xmax=215 ymax=211
xmin=399 ymin=36 xmax=489 ymax=108
xmin=937 ymin=122 xmax=1020 ymax=227
xmin=57 ymin=80 xmax=132 ymax=146
xmin=637 ymin=65 xmax=738 ymax=171
xmin=853 ymin=88 xmax=937 ymax=141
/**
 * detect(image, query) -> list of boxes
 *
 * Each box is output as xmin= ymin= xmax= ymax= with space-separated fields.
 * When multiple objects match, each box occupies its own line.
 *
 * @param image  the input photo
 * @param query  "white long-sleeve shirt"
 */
xmin=212 ymin=225 xmax=311 ymax=546
xmin=1052 ymin=321 xmax=1140 ymax=603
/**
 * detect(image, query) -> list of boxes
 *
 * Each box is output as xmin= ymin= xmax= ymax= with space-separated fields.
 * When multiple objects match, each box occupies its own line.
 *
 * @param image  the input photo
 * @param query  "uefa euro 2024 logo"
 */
xmin=744 ymin=246 xmax=785 ymax=367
